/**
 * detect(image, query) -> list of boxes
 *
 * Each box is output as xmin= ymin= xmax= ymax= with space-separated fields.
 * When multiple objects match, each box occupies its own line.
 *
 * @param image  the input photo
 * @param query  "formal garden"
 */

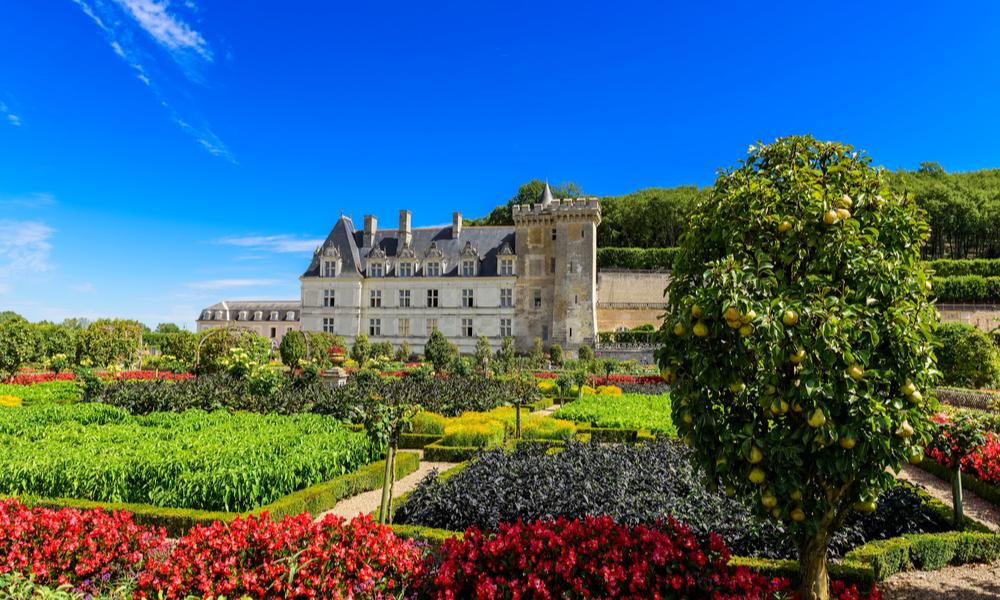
xmin=1 ymin=137 xmax=1000 ymax=599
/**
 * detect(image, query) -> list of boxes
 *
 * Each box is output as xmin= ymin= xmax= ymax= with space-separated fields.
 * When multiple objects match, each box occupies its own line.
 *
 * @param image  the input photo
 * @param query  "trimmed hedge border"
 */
xmin=399 ymin=432 xmax=442 ymax=449
xmin=388 ymin=454 xmax=999 ymax=585
xmin=14 ymin=452 xmax=421 ymax=537
xmin=935 ymin=387 xmax=1000 ymax=411
xmin=423 ymin=442 xmax=483 ymax=463
xmin=916 ymin=457 xmax=1000 ymax=508
xmin=528 ymin=397 xmax=554 ymax=412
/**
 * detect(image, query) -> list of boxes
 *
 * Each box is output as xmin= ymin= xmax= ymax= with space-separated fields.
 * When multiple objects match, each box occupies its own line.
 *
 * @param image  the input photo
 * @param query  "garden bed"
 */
xmin=391 ymin=442 xmax=1000 ymax=584
xmin=553 ymin=392 xmax=676 ymax=436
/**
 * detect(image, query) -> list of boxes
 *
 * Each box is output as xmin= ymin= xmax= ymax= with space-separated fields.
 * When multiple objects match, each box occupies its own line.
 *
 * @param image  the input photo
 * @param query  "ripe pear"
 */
xmin=836 ymin=208 xmax=851 ymax=221
xmin=854 ymin=500 xmax=877 ymax=513
xmin=724 ymin=306 xmax=741 ymax=322
xmin=909 ymin=449 xmax=924 ymax=464
xmin=789 ymin=490 xmax=803 ymax=501
xmin=739 ymin=324 xmax=754 ymax=337
xmin=730 ymin=380 xmax=746 ymax=394
xmin=908 ymin=390 xmax=923 ymax=404
xmin=790 ymin=508 xmax=806 ymax=522
xmin=771 ymin=507 xmax=783 ymax=520
xmin=807 ymin=408 xmax=827 ymax=428
xmin=691 ymin=304 xmax=702 ymax=319
xmin=740 ymin=309 xmax=757 ymax=324
xmin=839 ymin=436 xmax=856 ymax=449
xmin=790 ymin=348 xmax=806 ymax=364
xmin=792 ymin=402 xmax=803 ymax=413
xmin=764 ymin=384 xmax=777 ymax=395
xmin=901 ymin=381 xmax=916 ymax=397
xmin=673 ymin=322 xmax=686 ymax=337
xmin=782 ymin=309 xmax=799 ymax=326
xmin=748 ymin=468 xmax=766 ymax=485
xmin=761 ymin=492 xmax=778 ymax=509
xmin=693 ymin=321 xmax=709 ymax=337
xmin=847 ymin=364 xmax=864 ymax=381
xmin=778 ymin=220 xmax=793 ymax=233
xmin=823 ymin=209 xmax=839 ymax=225
xmin=749 ymin=445 xmax=764 ymax=464
xmin=896 ymin=421 xmax=914 ymax=438
xmin=840 ymin=193 xmax=853 ymax=208
xmin=682 ymin=413 xmax=693 ymax=425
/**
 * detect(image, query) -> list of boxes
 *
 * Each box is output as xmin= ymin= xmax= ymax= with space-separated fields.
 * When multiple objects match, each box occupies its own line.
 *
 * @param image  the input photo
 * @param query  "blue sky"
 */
xmin=2 ymin=1 xmax=999 ymax=328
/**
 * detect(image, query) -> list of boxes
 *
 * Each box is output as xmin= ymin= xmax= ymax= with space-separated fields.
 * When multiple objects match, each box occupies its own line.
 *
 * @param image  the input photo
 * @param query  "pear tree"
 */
xmin=657 ymin=136 xmax=939 ymax=600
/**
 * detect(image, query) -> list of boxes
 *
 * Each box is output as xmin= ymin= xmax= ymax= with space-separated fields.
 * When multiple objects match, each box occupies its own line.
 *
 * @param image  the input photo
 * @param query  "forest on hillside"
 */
xmin=472 ymin=164 xmax=1000 ymax=259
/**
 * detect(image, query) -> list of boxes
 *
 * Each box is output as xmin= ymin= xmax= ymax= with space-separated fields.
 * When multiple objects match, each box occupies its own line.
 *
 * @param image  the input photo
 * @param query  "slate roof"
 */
xmin=302 ymin=216 xmax=515 ymax=277
xmin=199 ymin=300 xmax=301 ymax=322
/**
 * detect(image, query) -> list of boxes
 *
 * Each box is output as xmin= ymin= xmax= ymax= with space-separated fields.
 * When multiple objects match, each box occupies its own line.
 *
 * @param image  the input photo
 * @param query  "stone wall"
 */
xmin=596 ymin=269 xmax=670 ymax=332
xmin=937 ymin=304 xmax=1000 ymax=331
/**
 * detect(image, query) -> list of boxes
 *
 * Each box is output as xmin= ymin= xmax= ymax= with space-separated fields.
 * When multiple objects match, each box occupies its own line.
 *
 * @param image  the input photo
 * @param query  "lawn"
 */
xmin=0 ymin=403 xmax=376 ymax=512
xmin=553 ymin=392 xmax=676 ymax=435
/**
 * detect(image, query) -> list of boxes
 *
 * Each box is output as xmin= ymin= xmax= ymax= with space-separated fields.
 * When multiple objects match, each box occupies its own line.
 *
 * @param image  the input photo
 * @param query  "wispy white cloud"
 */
xmin=186 ymin=278 xmax=284 ymax=290
xmin=70 ymin=0 xmax=234 ymax=162
xmin=0 ymin=221 xmax=55 ymax=291
xmin=112 ymin=0 xmax=212 ymax=61
xmin=71 ymin=282 xmax=96 ymax=294
xmin=0 ymin=101 xmax=21 ymax=127
xmin=215 ymin=235 xmax=324 ymax=254
xmin=0 ymin=192 xmax=56 ymax=209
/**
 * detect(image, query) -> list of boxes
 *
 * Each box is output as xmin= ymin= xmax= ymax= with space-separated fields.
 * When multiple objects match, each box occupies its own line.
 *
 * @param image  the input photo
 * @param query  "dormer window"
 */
xmin=322 ymin=259 xmax=339 ymax=278
xmin=270 ymin=311 xmax=279 ymax=320
xmin=238 ymin=311 xmax=248 ymax=320
xmin=287 ymin=311 xmax=296 ymax=320
xmin=370 ymin=262 xmax=384 ymax=278
xmin=425 ymin=261 xmax=441 ymax=277
xmin=254 ymin=311 xmax=263 ymax=320
xmin=215 ymin=310 xmax=224 ymax=320
xmin=398 ymin=261 xmax=413 ymax=277
xmin=499 ymin=258 xmax=515 ymax=276
xmin=461 ymin=259 xmax=476 ymax=277
xmin=203 ymin=311 xmax=212 ymax=320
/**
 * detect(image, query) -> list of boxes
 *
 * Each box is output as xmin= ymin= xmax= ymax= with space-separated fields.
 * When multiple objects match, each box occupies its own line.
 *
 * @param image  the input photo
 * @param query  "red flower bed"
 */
xmin=3 ymin=372 xmax=76 ymax=385
xmin=136 ymin=512 xmax=423 ymax=599
xmin=0 ymin=500 xmax=164 ymax=594
xmin=927 ymin=430 xmax=1000 ymax=486
xmin=426 ymin=515 xmax=877 ymax=600
xmin=534 ymin=371 xmax=557 ymax=379
xmin=3 ymin=371 xmax=194 ymax=385
xmin=590 ymin=374 xmax=665 ymax=386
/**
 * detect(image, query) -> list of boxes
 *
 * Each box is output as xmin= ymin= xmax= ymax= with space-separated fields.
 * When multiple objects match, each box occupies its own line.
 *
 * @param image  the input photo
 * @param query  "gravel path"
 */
xmin=880 ymin=560 xmax=1000 ymax=599
xmin=895 ymin=464 xmax=1000 ymax=532
xmin=319 ymin=454 xmax=456 ymax=521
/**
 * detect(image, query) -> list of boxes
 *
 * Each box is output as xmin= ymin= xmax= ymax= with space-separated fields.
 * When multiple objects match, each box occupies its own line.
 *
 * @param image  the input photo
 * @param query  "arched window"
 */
xmin=254 ymin=311 xmax=263 ymax=320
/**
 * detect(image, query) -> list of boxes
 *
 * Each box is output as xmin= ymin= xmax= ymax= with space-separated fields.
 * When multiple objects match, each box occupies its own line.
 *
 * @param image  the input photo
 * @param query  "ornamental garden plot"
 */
xmin=0 ymin=403 xmax=377 ymax=512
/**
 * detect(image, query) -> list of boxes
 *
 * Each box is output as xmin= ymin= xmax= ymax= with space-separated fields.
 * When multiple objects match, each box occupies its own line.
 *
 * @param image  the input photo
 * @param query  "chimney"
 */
xmin=399 ymin=210 xmax=412 ymax=247
xmin=452 ymin=211 xmax=462 ymax=239
xmin=363 ymin=214 xmax=377 ymax=247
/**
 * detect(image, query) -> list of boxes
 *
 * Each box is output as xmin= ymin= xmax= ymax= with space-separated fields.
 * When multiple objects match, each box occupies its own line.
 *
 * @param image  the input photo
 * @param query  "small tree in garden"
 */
xmin=360 ymin=377 xmax=421 ymax=523
xmin=511 ymin=370 xmax=541 ymax=438
xmin=578 ymin=344 xmax=594 ymax=363
xmin=549 ymin=344 xmax=564 ymax=367
xmin=76 ymin=319 xmax=144 ymax=368
xmin=0 ymin=317 xmax=37 ymax=380
xmin=530 ymin=337 xmax=545 ymax=368
xmin=350 ymin=333 xmax=372 ymax=363
xmin=928 ymin=413 xmax=986 ymax=529
xmin=657 ymin=137 xmax=940 ymax=600
xmin=474 ymin=336 xmax=492 ymax=372
xmin=424 ymin=330 xmax=455 ymax=373
xmin=396 ymin=341 xmax=411 ymax=362
xmin=278 ymin=330 xmax=308 ymax=367
xmin=495 ymin=337 xmax=516 ymax=374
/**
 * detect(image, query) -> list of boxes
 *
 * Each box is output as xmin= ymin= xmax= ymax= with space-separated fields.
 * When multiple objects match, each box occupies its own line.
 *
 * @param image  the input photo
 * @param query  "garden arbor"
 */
xmin=658 ymin=137 xmax=939 ymax=600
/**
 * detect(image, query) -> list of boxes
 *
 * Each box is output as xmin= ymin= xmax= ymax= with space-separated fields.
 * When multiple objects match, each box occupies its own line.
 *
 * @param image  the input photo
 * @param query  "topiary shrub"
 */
xmin=936 ymin=322 xmax=1000 ymax=389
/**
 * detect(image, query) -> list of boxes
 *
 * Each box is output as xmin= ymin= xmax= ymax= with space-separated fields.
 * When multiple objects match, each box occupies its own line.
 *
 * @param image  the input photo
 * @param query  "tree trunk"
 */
xmin=377 ymin=448 xmax=393 ymax=524
xmin=515 ymin=405 xmax=522 ymax=439
xmin=387 ymin=444 xmax=398 ymax=521
xmin=953 ymin=463 xmax=965 ymax=530
xmin=798 ymin=532 xmax=831 ymax=600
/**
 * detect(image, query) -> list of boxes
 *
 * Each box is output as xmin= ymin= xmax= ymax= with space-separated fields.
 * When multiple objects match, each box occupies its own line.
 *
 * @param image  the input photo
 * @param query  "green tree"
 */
xmin=155 ymin=322 xmax=182 ymax=333
xmin=159 ymin=331 xmax=197 ymax=367
xmin=578 ymin=344 xmax=595 ymax=362
xmin=75 ymin=319 xmax=144 ymax=368
xmin=32 ymin=322 xmax=76 ymax=362
xmin=0 ymin=311 xmax=24 ymax=324
xmin=0 ymin=317 xmax=38 ymax=379
xmin=530 ymin=337 xmax=545 ymax=368
xmin=351 ymin=333 xmax=372 ymax=363
xmin=473 ymin=336 xmax=492 ymax=371
xmin=396 ymin=341 xmax=412 ymax=362
xmin=658 ymin=137 xmax=940 ymax=600
xmin=359 ymin=377 xmax=421 ymax=523
xmin=495 ymin=337 xmax=516 ymax=374
xmin=935 ymin=322 xmax=1000 ymax=388
xmin=548 ymin=343 xmax=563 ymax=367
xmin=424 ymin=330 xmax=455 ymax=372
xmin=278 ymin=330 xmax=309 ymax=367
xmin=466 ymin=180 xmax=584 ymax=226
xmin=195 ymin=328 xmax=268 ymax=374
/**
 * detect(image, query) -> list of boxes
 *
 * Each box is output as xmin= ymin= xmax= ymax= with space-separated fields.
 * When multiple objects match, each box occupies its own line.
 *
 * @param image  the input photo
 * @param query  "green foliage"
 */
xmin=0 ymin=317 xmax=37 ymax=380
xmin=657 ymin=137 xmax=940 ymax=594
xmin=578 ymin=344 xmax=594 ymax=362
xmin=351 ymin=333 xmax=372 ymax=363
xmin=424 ymin=330 xmax=455 ymax=372
xmin=31 ymin=323 xmax=76 ymax=363
xmin=554 ymin=393 xmax=676 ymax=435
xmin=371 ymin=341 xmax=394 ymax=360
xmin=530 ymin=337 xmax=545 ymax=367
xmin=494 ymin=337 xmax=516 ymax=374
xmin=936 ymin=323 xmax=1000 ymax=388
xmin=548 ymin=344 xmax=563 ymax=367
xmin=928 ymin=259 xmax=1000 ymax=277
xmin=0 ymin=382 xmax=81 ymax=405
xmin=155 ymin=323 xmax=182 ymax=334
xmin=278 ymin=329 xmax=308 ymax=366
xmin=598 ymin=330 xmax=657 ymax=345
xmin=473 ymin=336 xmax=492 ymax=371
xmin=440 ymin=415 xmax=506 ymax=447
xmin=465 ymin=179 xmax=584 ymax=226
xmin=411 ymin=411 xmax=447 ymax=435
xmin=0 ymin=404 xmax=376 ymax=512
xmin=396 ymin=341 xmax=412 ymax=362
xmin=932 ymin=275 xmax=1000 ymax=302
xmin=75 ymin=319 xmax=144 ymax=368
xmin=596 ymin=247 xmax=679 ymax=270
xmin=195 ymin=328 xmax=268 ymax=374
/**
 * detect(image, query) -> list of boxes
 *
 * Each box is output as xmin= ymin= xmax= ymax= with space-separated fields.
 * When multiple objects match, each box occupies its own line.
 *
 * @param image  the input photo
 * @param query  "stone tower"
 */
xmin=512 ymin=183 xmax=601 ymax=352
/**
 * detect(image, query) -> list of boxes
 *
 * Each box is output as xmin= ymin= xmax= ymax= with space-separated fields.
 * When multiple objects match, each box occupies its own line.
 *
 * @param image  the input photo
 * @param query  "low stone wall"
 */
xmin=595 ymin=343 xmax=658 ymax=364
xmin=937 ymin=304 xmax=1000 ymax=331
xmin=596 ymin=270 xmax=670 ymax=333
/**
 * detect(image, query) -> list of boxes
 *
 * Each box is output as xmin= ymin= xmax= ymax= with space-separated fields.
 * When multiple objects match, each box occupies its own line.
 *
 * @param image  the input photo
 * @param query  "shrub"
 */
xmin=75 ymin=319 xmax=144 ymax=368
xmin=577 ymin=344 xmax=594 ymax=362
xmin=0 ymin=404 xmax=376 ymax=512
xmin=929 ymin=258 xmax=1000 ymax=278
xmin=596 ymin=247 xmax=678 ymax=270
xmin=555 ymin=392 xmax=674 ymax=435
xmin=936 ymin=322 xmax=1000 ymax=388
xmin=136 ymin=513 xmax=422 ymax=599
xmin=548 ymin=343 xmax=563 ymax=367
xmin=932 ymin=275 xmax=1000 ymax=303
xmin=440 ymin=414 xmax=505 ymax=448
xmin=520 ymin=416 xmax=576 ymax=441
xmin=424 ymin=330 xmax=455 ymax=372
xmin=195 ymin=328 xmax=268 ymax=374
xmin=395 ymin=442 xmax=945 ymax=560
xmin=411 ymin=411 xmax=447 ymax=435
xmin=277 ymin=329 xmax=308 ymax=366
xmin=0 ymin=499 xmax=164 ymax=595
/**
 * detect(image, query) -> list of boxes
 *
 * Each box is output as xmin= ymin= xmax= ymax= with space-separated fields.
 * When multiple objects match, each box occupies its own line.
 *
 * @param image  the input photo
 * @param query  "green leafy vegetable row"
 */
xmin=554 ymin=393 xmax=676 ymax=435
